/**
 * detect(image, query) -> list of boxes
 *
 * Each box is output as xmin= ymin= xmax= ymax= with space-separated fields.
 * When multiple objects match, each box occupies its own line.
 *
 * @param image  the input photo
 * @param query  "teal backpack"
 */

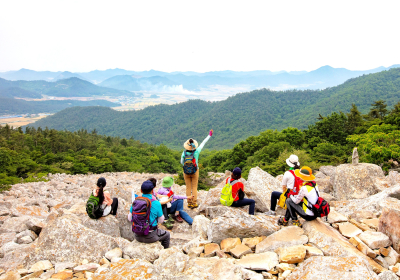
xmin=220 ymin=178 xmax=239 ymax=206
xmin=86 ymin=194 xmax=104 ymax=219
xmin=183 ymin=151 xmax=198 ymax=175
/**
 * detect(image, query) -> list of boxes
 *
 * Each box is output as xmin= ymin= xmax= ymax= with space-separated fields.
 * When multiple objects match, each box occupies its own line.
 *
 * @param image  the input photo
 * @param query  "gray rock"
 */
xmin=378 ymin=270 xmax=398 ymax=280
xmin=256 ymin=226 xmax=308 ymax=254
xmin=319 ymin=165 xmax=337 ymax=177
xmin=332 ymin=163 xmax=385 ymax=201
xmin=122 ymin=240 xmax=163 ymax=263
xmin=191 ymin=215 xmax=210 ymax=239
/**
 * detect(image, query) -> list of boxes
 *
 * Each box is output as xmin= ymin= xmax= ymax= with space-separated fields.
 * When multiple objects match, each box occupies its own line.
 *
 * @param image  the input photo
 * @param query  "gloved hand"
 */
xmin=209 ymin=129 xmax=213 ymax=136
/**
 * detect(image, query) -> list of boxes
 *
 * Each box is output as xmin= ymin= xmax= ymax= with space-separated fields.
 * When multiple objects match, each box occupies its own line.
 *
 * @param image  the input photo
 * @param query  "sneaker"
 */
xmin=292 ymin=220 xmax=302 ymax=227
xmin=163 ymin=221 xmax=174 ymax=230
xmin=278 ymin=217 xmax=288 ymax=226
xmin=167 ymin=214 xmax=175 ymax=223
xmin=172 ymin=214 xmax=184 ymax=223
xmin=265 ymin=210 xmax=276 ymax=216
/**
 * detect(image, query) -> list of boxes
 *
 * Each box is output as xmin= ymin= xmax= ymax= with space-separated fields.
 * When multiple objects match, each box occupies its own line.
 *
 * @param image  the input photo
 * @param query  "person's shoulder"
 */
xmin=151 ymin=200 xmax=161 ymax=207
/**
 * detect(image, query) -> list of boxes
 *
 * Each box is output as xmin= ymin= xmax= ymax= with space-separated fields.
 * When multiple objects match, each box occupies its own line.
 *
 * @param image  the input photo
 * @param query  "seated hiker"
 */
xmin=223 ymin=167 xmax=256 ymax=215
xmin=278 ymin=166 xmax=319 ymax=227
xmin=147 ymin=178 xmax=174 ymax=229
xmin=86 ymin=177 xmax=118 ymax=219
xmin=266 ymin=154 xmax=301 ymax=216
xmin=128 ymin=180 xmax=170 ymax=249
xmin=157 ymin=176 xmax=194 ymax=225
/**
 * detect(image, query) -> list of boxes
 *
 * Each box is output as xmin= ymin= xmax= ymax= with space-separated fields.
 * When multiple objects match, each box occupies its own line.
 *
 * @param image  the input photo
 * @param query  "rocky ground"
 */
xmin=1 ymin=163 xmax=400 ymax=279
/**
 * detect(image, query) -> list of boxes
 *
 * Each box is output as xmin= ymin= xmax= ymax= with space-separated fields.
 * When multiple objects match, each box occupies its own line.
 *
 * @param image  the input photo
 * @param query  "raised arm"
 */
xmin=197 ymin=130 xmax=213 ymax=152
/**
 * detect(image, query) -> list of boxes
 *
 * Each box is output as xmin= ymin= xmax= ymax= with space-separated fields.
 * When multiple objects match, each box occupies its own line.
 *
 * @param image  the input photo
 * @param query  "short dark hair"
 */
xmin=142 ymin=189 xmax=153 ymax=194
xmin=231 ymin=173 xmax=241 ymax=180
xmin=148 ymin=178 xmax=157 ymax=187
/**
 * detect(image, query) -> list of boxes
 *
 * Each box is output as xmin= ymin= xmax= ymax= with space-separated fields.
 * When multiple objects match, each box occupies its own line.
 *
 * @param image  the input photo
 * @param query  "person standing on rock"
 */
xmin=278 ymin=166 xmax=319 ymax=227
xmin=266 ymin=154 xmax=301 ymax=216
xmin=158 ymin=176 xmax=194 ymax=225
xmin=93 ymin=177 xmax=119 ymax=217
xmin=181 ymin=129 xmax=213 ymax=209
xmin=129 ymin=180 xmax=170 ymax=249
xmin=227 ymin=167 xmax=256 ymax=215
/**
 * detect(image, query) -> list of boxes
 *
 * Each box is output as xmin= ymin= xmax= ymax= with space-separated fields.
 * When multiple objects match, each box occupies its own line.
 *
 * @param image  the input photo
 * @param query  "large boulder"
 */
xmin=198 ymin=185 xmax=224 ymax=213
xmin=26 ymin=215 xmax=130 ymax=265
xmin=319 ymin=165 xmax=337 ymax=177
xmin=63 ymin=202 xmax=121 ymax=238
xmin=191 ymin=215 xmax=210 ymax=239
xmin=255 ymin=226 xmax=308 ymax=253
xmin=207 ymin=211 xmax=279 ymax=244
xmin=115 ymin=198 xmax=134 ymax=241
xmin=379 ymin=197 xmax=400 ymax=253
xmin=334 ymin=184 xmax=400 ymax=221
xmin=153 ymin=246 xmax=189 ymax=275
xmin=122 ymin=239 xmax=163 ymax=263
xmin=332 ymin=163 xmax=385 ymax=200
xmin=302 ymin=219 xmax=384 ymax=274
xmin=245 ymin=167 xmax=281 ymax=212
xmin=286 ymin=256 xmax=378 ymax=280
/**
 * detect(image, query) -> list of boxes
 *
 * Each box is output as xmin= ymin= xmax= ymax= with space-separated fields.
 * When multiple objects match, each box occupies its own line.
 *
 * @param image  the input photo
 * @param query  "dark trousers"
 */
xmin=231 ymin=198 xmax=256 ymax=215
xmin=284 ymin=198 xmax=317 ymax=222
xmin=134 ymin=229 xmax=170 ymax=249
xmin=111 ymin=198 xmax=118 ymax=215
xmin=270 ymin=191 xmax=282 ymax=211
xmin=162 ymin=204 xmax=169 ymax=219
xmin=161 ymin=200 xmax=193 ymax=224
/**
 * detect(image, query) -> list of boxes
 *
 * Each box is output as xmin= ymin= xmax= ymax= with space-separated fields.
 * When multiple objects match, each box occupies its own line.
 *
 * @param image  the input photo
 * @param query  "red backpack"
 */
xmin=286 ymin=170 xmax=302 ymax=197
xmin=304 ymin=181 xmax=330 ymax=218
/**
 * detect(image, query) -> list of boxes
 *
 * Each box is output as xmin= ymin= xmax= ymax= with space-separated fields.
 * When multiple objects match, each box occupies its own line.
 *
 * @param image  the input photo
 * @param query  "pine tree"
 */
xmin=368 ymin=100 xmax=388 ymax=119
xmin=346 ymin=103 xmax=363 ymax=133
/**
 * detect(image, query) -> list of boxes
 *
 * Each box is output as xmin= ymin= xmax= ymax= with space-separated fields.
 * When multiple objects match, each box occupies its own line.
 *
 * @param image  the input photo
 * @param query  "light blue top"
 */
xmin=181 ymin=135 xmax=211 ymax=166
xmin=129 ymin=194 xmax=163 ymax=227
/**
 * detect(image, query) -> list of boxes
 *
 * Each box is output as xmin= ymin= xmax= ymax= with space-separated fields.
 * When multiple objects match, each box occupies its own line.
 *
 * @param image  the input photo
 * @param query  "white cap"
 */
xmin=286 ymin=154 xmax=300 ymax=167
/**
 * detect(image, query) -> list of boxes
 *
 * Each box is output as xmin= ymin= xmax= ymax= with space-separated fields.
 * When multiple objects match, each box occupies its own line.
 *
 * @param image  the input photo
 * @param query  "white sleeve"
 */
xmin=290 ymin=187 xmax=306 ymax=204
xmin=198 ymin=135 xmax=211 ymax=151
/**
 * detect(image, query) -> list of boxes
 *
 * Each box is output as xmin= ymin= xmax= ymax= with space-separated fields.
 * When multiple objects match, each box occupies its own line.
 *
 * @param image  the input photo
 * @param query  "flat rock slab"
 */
xmin=275 ymin=245 xmax=306 ymax=264
xmin=358 ymin=231 xmax=392 ymax=250
xmin=236 ymin=252 xmax=279 ymax=271
xmin=362 ymin=218 xmax=379 ymax=230
xmin=256 ymin=226 xmax=308 ymax=254
xmin=338 ymin=222 xmax=363 ymax=238
xmin=220 ymin=238 xmax=241 ymax=253
xmin=328 ymin=210 xmax=348 ymax=224
xmin=204 ymin=243 xmax=220 ymax=257
xmin=242 ymin=236 xmax=266 ymax=250
xmin=230 ymin=244 xmax=252 ymax=259
xmin=92 ymin=259 xmax=155 ymax=280
xmin=286 ymin=256 xmax=379 ymax=280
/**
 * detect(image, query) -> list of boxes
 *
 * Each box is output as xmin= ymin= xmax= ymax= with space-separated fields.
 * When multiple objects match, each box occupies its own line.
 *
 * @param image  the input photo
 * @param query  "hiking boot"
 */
xmin=172 ymin=214 xmax=184 ymax=223
xmin=187 ymin=201 xmax=193 ymax=209
xmin=191 ymin=202 xmax=199 ymax=209
xmin=292 ymin=220 xmax=302 ymax=227
xmin=265 ymin=210 xmax=276 ymax=216
xmin=167 ymin=214 xmax=175 ymax=223
xmin=278 ymin=217 xmax=288 ymax=226
xmin=163 ymin=221 xmax=174 ymax=230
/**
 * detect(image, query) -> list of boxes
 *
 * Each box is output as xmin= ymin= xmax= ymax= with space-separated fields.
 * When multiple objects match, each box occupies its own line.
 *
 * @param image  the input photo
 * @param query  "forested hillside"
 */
xmin=30 ymin=68 xmax=400 ymax=150
xmin=0 ymin=77 xmax=132 ymax=98
xmin=0 ymin=97 xmax=119 ymax=115
xmin=0 ymin=126 xmax=181 ymax=188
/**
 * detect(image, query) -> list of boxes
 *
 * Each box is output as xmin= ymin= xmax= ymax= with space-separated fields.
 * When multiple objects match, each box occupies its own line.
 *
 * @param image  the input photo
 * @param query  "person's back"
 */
xmin=129 ymin=180 xmax=170 ymax=249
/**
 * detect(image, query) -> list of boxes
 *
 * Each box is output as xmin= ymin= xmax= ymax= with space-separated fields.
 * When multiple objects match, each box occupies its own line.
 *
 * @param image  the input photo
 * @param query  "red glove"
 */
xmin=167 ymin=190 xmax=174 ymax=197
xmin=209 ymin=129 xmax=213 ymax=136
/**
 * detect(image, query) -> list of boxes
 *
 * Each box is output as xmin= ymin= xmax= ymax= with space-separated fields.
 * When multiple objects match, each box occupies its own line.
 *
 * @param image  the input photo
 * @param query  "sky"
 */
xmin=0 ymin=1 xmax=400 ymax=73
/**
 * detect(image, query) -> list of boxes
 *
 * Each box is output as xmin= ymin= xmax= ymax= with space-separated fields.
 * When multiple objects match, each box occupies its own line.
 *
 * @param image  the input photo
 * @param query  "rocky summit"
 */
xmin=1 ymin=165 xmax=400 ymax=280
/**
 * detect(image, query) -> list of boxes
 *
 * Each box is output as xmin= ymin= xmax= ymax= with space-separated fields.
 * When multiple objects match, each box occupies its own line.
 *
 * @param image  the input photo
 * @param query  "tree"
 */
xmin=368 ymin=100 xmax=388 ymax=120
xmin=346 ymin=103 xmax=363 ymax=133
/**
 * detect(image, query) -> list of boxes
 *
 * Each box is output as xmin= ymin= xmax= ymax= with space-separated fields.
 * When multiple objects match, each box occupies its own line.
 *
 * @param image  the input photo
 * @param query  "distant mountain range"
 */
xmin=29 ymin=67 xmax=400 ymax=150
xmin=0 ymin=77 xmax=132 ymax=98
xmin=1 ymin=65 xmax=400 ymax=92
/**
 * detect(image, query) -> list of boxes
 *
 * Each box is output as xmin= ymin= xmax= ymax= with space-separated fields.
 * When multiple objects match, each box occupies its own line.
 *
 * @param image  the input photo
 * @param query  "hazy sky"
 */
xmin=0 ymin=1 xmax=399 ymax=73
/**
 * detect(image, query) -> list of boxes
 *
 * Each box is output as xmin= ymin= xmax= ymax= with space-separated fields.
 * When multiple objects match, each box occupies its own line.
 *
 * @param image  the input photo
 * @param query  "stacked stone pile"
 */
xmin=0 ymin=164 xmax=400 ymax=279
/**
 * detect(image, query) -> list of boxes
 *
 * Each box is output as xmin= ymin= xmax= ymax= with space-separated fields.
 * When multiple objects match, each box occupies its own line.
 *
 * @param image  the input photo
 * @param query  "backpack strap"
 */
xmin=302 ymin=181 xmax=319 ymax=210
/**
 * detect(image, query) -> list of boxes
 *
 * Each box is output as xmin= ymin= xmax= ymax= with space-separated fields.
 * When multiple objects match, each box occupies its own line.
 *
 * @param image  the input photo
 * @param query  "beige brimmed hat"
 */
xmin=286 ymin=154 xmax=300 ymax=167
xmin=184 ymin=139 xmax=198 ymax=151
xmin=294 ymin=166 xmax=315 ymax=181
